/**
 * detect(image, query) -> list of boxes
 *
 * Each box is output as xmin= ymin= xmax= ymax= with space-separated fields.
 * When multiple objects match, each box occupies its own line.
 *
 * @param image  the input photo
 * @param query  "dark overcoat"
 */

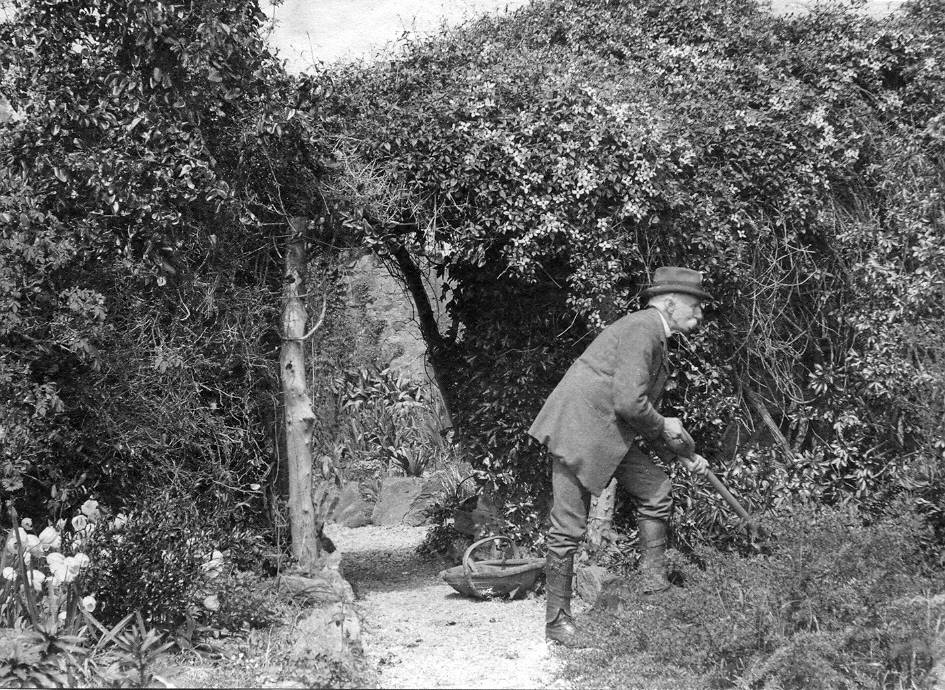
xmin=528 ymin=308 xmax=669 ymax=496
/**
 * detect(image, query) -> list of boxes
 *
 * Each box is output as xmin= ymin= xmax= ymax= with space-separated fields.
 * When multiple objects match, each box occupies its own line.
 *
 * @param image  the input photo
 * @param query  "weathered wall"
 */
xmin=342 ymin=251 xmax=449 ymax=384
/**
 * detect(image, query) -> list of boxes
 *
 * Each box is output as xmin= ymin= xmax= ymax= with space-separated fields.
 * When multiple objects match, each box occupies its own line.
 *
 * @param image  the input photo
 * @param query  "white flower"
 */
xmin=71 ymin=515 xmax=88 ymax=532
xmin=110 ymin=513 xmax=128 ymax=531
xmin=25 ymin=534 xmax=43 ymax=557
xmin=202 ymin=594 xmax=220 ymax=611
xmin=55 ymin=519 xmax=66 ymax=532
xmin=58 ymin=611 xmax=66 ymax=623
xmin=28 ymin=570 xmax=46 ymax=592
xmin=81 ymin=595 xmax=96 ymax=612
xmin=47 ymin=552 xmax=66 ymax=584
xmin=1 ymin=567 xmax=15 ymax=581
xmin=37 ymin=526 xmax=60 ymax=552
xmin=202 ymin=550 xmax=224 ymax=580
xmin=4 ymin=528 xmax=27 ymax=554
xmin=20 ymin=518 xmax=33 ymax=532
xmin=47 ymin=552 xmax=80 ymax=585
xmin=72 ymin=553 xmax=90 ymax=569
xmin=80 ymin=499 xmax=101 ymax=522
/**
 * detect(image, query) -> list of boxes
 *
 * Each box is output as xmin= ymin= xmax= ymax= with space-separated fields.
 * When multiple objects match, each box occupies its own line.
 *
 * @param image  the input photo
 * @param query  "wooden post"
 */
xmin=280 ymin=217 xmax=320 ymax=573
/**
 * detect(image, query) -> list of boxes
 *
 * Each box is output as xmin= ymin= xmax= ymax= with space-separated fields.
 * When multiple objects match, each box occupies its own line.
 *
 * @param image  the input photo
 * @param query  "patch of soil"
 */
xmin=326 ymin=524 xmax=571 ymax=689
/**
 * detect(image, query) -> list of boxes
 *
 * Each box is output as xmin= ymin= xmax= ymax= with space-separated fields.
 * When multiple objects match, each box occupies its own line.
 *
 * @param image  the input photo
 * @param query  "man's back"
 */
xmin=528 ymin=307 xmax=668 ymax=495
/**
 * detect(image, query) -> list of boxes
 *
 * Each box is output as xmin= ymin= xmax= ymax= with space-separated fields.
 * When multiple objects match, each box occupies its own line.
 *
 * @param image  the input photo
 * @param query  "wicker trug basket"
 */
xmin=439 ymin=535 xmax=545 ymax=600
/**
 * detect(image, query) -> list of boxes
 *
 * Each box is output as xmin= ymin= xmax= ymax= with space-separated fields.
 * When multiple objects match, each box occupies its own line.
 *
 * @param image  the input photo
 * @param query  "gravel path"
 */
xmin=324 ymin=524 xmax=570 ymax=689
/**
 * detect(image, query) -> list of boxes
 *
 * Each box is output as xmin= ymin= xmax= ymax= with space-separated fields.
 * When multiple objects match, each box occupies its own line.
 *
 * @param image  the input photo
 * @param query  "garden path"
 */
xmin=324 ymin=524 xmax=570 ymax=689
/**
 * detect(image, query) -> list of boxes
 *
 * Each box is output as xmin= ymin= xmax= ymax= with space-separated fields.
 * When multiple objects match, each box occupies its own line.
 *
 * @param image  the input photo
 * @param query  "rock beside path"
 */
xmin=330 ymin=482 xmax=373 ymax=528
xmin=372 ymin=477 xmax=424 ymax=525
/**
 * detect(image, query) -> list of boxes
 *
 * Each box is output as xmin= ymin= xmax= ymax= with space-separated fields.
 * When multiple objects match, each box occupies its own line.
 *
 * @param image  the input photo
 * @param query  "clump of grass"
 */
xmin=562 ymin=502 xmax=944 ymax=690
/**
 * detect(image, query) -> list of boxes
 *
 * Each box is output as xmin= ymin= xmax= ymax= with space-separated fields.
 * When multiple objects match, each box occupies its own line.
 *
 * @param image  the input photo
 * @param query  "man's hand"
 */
xmin=661 ymin=417 xmax=694 ymax=457
xmin=679 ymin=453 xmax=709 ymax=476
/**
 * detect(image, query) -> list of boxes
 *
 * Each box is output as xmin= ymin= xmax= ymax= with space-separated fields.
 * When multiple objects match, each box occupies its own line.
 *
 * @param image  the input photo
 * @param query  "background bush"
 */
xmin=328 ymin=0 xmax=945 ymax=548
xmin=0 ymin=0 xmax=336 ymax=624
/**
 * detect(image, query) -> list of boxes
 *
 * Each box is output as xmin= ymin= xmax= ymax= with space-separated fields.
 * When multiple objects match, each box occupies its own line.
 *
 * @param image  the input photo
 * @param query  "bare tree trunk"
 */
xmin=585 ymin=478 xmax=617 ymax=555
xmin=281 ymin=217 xmax=320 ymax=572
xmin=389 ymin=241 xmax=456 ymax=429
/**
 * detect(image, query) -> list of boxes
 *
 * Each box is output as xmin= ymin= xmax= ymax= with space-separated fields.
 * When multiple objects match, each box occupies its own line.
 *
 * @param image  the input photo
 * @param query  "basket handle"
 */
xmin=462 ymin=535 xmax=511 ymax=597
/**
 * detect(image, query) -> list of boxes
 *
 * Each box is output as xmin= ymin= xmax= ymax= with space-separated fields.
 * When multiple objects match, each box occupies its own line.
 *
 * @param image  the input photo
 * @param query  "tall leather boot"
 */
xmin=637 ymin=518 xmax=671 ymax=595
xmin=545 ymin=552 xmax=593 ymax=648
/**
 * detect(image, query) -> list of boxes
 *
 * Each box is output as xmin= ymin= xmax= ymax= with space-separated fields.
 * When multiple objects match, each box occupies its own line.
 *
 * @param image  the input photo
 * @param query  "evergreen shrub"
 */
xmin=330 ymin=0 xmax=945 ymax=545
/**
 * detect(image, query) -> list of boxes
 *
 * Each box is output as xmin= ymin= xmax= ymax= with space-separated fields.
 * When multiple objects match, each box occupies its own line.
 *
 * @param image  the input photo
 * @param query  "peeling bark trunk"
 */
xmin=281 ymin=217 xmax=320 ymax=572
xmin=586 ymin=478 xmax=617 ymax=555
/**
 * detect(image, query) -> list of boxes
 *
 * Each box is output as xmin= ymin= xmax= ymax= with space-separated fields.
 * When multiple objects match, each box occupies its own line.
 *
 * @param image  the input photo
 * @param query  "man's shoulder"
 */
xmin=609 ymin=308 xmax=662 ymax=335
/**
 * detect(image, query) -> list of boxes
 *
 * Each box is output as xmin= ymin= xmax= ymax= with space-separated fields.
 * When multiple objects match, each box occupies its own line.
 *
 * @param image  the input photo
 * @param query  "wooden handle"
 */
xmin=705 ymin=470 xmax=752 ymax=523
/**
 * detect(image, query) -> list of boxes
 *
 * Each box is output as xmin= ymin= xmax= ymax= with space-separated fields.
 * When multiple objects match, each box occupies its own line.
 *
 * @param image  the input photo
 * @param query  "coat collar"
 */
xmin=654 ymin=309 xmax=673 ymax=339
xmin=641 ymin=308 xmax=670 ymax=367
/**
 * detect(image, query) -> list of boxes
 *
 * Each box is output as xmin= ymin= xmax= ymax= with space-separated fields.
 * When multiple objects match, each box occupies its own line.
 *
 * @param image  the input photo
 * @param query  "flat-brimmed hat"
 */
xmin=643 ymin=266 xmax=713 ymax=301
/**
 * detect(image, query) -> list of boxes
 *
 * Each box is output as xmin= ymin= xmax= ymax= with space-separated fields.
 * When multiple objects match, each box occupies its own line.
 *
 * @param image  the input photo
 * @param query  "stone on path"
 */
xmin=372 ymin=477 xmax=424 ymax=525
xmin=330 ymin=482 xmax=373 ymax=528
xmin=403 ymin=469 xmax=463 ymax=527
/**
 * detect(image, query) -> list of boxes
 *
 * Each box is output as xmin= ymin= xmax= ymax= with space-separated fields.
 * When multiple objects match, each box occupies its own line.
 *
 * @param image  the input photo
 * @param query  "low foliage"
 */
xmin=0 ymin=504 xmax=178 ymax=688
xmin=564 ymin=502 xmax=943 ymax=689
xmin=0 ymin=628 xmax=86 ymax=688
xmin=333 ymin=367 xmax=450 ymax=479
xmin=417 ymin=465 xmax=479 ymax=559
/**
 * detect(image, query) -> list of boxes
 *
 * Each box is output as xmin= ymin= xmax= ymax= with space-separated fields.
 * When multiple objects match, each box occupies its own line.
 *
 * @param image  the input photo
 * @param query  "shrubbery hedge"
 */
xmin=330 ymin=0 xmax=945 ymax=548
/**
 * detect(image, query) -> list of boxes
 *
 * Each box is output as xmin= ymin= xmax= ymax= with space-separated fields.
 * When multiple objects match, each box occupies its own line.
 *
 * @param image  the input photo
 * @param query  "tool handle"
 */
xmin=705 ymin=470 xmax=752 ymax=523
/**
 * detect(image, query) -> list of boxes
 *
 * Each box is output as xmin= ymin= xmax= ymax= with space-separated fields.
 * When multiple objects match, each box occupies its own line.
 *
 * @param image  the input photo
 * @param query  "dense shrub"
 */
xmin=329 ymin=0 xmax=945 ymax=544
xmin=0 ymin=0 xmax=335 ymax=597
xmin=82 ymin=491 xmax=214 ymax=627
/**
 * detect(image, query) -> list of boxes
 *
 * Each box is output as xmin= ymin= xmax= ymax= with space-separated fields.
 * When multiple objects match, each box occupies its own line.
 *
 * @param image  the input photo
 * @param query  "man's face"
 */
xmin=665 ymin=293 xmax=704 ymax=334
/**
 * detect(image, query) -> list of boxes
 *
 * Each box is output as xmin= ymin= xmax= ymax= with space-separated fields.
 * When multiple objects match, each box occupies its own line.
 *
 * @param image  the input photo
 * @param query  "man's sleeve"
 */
xmin=612 ymin=324 xmax=665 ymax=441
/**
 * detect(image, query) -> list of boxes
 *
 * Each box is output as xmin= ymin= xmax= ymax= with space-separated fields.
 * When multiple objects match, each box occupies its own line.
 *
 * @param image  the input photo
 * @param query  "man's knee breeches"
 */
xmin=546 ymin=459 xmax=589 ymax=559
xmin=614 ymin=445 xmax=673 ymax=523
xmin=545 ymin=449 xmax=674 ymax=558
xmin=629 ymin=476 xmax=673 ymax=523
